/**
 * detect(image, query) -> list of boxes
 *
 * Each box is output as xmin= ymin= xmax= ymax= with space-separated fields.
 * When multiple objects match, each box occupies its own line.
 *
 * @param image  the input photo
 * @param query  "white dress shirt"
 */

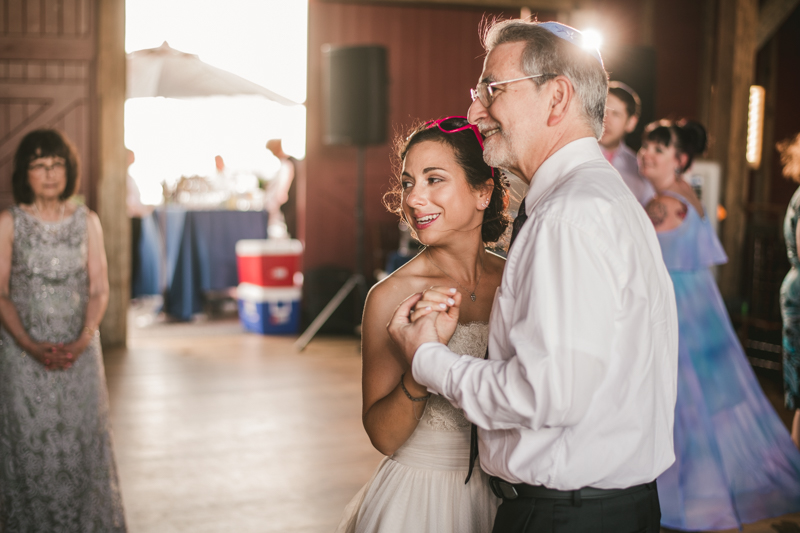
xmin=413 ymin=138 xmax=678 ymax=490
xmin=601 ymin=143 xmax=655 ymax=206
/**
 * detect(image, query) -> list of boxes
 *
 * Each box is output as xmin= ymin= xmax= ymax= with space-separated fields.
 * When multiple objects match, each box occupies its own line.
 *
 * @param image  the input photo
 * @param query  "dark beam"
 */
xmin=758 ymin=0 xmax=800 ymax=48
xmin=318 ymin=0 xmax=573 ymax=9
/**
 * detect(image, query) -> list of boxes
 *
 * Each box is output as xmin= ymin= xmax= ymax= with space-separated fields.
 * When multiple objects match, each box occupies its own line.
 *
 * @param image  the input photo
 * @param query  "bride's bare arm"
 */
xmin=361 ymin=280 xmax=432 ymax=456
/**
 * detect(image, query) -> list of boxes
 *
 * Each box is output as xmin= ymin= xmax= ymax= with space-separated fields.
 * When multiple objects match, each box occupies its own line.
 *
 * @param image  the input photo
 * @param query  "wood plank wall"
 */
xmin=304 ymin=1 xmax=536 ymax=279
xmin=303 ymin=0 xmax=707 ymax=284
xmin=0 ymin=0 xmax=96 ymax=210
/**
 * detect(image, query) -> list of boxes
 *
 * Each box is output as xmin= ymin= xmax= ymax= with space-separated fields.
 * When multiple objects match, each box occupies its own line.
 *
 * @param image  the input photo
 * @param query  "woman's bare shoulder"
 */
xmin=0 ymin=209 xmax=14 ymax=232
xmin=366 ymin=258 xmax=428 ymax=316
xmin=0 ymin=210 xmax=14 ymax=254
xmin=646 ymin=194 xmax=686 ymax=231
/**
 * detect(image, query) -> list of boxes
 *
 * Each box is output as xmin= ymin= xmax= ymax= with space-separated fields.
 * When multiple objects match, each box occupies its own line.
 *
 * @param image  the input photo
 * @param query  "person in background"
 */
xmin=599 ymin=81 xmax=654 ymax=205
xmin=0 ymin=129 xmax=127 ymax=531
xmin=779 ymin=132 xmax=800 ymax=448
xmin=126 ymin=148 xmax=151 ymax=297
xmin=265 ymin=139 xmax=297 ymax=239
xmin=639 ymin=119 xmax=800 ymax=531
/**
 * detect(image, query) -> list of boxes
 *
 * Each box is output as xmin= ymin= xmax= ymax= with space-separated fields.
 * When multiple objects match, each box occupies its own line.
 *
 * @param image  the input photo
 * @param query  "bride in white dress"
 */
xmin=337 ymin=117 xmax=509 ymax=533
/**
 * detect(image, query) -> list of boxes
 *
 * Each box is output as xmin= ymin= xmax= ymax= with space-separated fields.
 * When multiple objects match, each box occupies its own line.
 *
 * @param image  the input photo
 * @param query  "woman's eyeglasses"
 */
xmin=28 ymin=161 xmax=66 ymax=175
xmin=470 ymin=74 xmax=555 ymax=109
xmin=423 ymin=116 xmax=494 ymax=177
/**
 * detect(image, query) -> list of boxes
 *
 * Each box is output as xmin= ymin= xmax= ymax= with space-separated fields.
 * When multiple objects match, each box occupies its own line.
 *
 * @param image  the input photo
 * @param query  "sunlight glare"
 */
xmin=125 ymin=0 xmax=307 ymax=205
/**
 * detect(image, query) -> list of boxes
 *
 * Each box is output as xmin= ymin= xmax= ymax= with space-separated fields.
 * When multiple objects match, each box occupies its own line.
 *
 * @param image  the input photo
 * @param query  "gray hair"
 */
xmin=483 ymin=19 xmax=608 ymax=138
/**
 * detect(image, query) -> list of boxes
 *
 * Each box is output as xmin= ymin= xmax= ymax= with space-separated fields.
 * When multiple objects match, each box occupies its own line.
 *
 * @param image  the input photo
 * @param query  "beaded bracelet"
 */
xmin=400 ymin=372 xmax=431 ymax=402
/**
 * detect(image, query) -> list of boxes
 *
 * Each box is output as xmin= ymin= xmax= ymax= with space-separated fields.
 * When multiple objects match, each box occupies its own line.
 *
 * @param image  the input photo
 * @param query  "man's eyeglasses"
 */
xmin=28 ymin=161 xmax=66 ymax=175
xmin=423 ymin=116 xmax=494 ymax=177
xmin=470 ymin=73 xmax=555 ymax=109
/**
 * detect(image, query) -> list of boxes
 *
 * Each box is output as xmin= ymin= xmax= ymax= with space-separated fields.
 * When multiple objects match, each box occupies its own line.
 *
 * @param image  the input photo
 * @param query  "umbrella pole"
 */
xmin=295 ymin=146 xmax=367 ymax=351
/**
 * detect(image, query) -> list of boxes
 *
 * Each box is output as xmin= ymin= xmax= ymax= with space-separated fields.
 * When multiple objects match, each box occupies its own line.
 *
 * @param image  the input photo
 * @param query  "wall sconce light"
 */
xmin=746 ymin=85 xmax=765 ymax=169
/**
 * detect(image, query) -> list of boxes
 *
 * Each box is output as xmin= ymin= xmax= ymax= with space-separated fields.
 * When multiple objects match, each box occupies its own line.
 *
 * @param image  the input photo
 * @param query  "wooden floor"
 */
xmin=105 ymin=308 xmax=800 ymax=532
xmin=106 ymin=314 xmax=382 ymax=533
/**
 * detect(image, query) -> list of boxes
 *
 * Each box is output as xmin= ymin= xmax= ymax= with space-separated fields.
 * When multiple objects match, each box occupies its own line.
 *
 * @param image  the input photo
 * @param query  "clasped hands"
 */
xmin=387 ymin=286 xmax=462 ymax=367
xmin=23 ymin=337 xmax=89 ymax=371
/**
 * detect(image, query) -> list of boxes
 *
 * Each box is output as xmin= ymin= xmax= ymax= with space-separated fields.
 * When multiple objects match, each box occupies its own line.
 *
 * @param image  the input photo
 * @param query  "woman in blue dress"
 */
xmin=779 ymin=132 xmax=800 ymax=449
xmin=639 ymin=119 xmax=800 ymax=531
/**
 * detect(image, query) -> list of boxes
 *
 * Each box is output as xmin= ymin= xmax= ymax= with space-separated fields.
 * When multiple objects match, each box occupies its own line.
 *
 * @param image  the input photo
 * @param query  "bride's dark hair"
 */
xmin=384 ymin=117 xmax=509 ymax=244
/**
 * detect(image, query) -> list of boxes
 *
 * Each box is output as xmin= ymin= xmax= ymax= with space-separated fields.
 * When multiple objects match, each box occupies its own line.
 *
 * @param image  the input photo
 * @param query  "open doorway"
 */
xmin=124 ymin=0 xmax=308 ymax=325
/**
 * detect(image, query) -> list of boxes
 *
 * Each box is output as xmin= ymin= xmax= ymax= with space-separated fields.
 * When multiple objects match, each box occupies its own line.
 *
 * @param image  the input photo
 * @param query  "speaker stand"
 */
xmin=295 ymin=146 xmax=367 ymax=351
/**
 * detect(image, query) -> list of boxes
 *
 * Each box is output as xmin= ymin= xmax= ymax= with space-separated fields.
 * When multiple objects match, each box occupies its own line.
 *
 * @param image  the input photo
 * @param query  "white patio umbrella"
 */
xmin=126 ymin=42 xmax=298 ymax=105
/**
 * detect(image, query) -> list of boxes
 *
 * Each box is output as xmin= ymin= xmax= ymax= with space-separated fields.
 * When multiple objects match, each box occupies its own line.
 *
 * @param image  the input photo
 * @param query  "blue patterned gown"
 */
xmin=655 ymin=192 xmax=800 ymax=531
xmin=781 ymin=186 xmax=800 ymax=411
xmin=0 ymin=206 xmax=127 ymax=532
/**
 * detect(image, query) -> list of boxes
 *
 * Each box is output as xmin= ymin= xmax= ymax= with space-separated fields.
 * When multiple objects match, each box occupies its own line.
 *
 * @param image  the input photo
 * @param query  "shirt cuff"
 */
xmin=411 ymin=342 xmax=461 ymax=397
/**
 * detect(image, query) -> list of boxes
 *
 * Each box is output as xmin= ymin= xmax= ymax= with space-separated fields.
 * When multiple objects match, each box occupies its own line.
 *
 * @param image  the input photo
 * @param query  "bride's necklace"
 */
xmin=425 ymin=247 xmax=483 ymax=302
xmin=32 ymin=201 xmax=65 ymax=230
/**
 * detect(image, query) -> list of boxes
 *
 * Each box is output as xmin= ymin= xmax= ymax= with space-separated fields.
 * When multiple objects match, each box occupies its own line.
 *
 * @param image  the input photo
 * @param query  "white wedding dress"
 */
xmin=336 ymin=322 xmax=499 ymax=533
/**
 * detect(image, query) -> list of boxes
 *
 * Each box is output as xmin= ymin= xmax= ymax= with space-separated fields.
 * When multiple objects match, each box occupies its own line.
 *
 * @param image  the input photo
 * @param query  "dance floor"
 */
xmin=106 ymin=313 xmax=382 ymax=532
xmin=106 ymin=310 xmax=800 ymax=533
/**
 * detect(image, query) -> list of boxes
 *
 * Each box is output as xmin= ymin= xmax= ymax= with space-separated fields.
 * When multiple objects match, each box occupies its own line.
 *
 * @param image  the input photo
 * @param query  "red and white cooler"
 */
xmin=236 ymin=239 xmax=303 ymax=287
xmin=236 ymin=239 xmax=303 ymax=334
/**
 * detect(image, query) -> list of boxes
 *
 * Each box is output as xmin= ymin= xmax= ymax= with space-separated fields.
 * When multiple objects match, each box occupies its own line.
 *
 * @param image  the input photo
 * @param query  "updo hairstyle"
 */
xmin=384 ymin=117 xmax=509 ymax=244
xmin=642 ymin=119 xmax=707 ymax=174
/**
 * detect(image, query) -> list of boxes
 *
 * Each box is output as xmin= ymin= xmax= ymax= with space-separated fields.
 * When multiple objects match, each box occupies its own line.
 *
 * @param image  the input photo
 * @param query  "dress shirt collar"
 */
xmin=523 ymin=137 xmax=604 ymax=217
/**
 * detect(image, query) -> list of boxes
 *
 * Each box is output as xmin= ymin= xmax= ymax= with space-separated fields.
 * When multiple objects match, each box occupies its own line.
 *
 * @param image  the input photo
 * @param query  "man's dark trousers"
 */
xmin=491 ymin=480 xmax=661 ymax=533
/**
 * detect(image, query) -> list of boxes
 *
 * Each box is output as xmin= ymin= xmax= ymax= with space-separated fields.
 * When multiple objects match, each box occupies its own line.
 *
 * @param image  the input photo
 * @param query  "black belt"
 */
xmin=489 ymin=477 xmax=656 ymax=503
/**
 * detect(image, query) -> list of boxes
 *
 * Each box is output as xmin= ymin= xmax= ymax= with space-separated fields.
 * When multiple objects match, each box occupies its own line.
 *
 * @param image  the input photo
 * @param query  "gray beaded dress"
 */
xmin=0 ymin=205 xmax=126 ymax=532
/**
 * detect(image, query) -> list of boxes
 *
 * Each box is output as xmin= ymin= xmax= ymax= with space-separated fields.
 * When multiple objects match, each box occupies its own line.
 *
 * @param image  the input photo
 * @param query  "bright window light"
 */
xmin=746 ymin=85 xmax=765 ymax=169
xmin=125 ymin=0 xmax=308 ymax=205
xmin=581 ymin=29 xmax=603 ymax=52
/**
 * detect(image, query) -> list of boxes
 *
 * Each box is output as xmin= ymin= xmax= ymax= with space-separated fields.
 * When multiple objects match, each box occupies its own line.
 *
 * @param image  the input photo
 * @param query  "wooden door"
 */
xmin=0 ymin=0 xmax=128 ymax=348
xmin=0 ymin=0 xmax=97 ymax=210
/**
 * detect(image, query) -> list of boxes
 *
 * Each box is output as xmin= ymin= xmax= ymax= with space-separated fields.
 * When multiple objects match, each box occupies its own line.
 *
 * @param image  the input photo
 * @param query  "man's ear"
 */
xmin=547 ymin=76 xmax=574 ymax=127
xmin=624 ymin=114 xmax=639 ymax=134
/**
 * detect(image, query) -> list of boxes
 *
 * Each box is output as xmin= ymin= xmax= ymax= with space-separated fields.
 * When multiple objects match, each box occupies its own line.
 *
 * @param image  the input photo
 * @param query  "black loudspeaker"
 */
xmin=322 ymin=45 xmax=388 ymax=146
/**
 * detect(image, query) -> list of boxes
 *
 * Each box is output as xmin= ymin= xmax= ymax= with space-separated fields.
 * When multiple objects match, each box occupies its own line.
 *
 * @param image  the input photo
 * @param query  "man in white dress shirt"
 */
xmin=599 ymin=81 xmax=655 ymax=205
xmin=389 ymin=20 xmax=678 ymax=532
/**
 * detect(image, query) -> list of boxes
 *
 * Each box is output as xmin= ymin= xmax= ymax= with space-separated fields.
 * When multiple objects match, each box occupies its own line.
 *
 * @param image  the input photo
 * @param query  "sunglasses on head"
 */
xmin=422 ymin=116 xmax=494 ymax=177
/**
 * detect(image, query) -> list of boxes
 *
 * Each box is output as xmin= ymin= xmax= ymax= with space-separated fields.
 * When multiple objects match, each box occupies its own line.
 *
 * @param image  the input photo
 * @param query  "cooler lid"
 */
xmin=236 ymin=239 xmax=304 ymax=256
xmin=236 ymin=283 xmax=302 ymax=302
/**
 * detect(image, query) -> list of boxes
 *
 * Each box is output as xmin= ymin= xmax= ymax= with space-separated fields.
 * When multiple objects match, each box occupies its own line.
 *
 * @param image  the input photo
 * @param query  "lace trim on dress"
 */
xmin=423 ymin=322 xmax=488 ymax=431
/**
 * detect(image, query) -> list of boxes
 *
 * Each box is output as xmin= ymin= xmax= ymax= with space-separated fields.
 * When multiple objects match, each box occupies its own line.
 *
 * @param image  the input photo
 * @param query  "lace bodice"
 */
xmin=421 ymin=322 xmax=488 ymax=431
xmin=9 ymin=205 xmax=89 ymax=343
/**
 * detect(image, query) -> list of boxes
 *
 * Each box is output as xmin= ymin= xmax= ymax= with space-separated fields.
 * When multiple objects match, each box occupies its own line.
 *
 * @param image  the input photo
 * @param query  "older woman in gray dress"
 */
xmin=0 ymin=129 xmax=126 ymax=531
